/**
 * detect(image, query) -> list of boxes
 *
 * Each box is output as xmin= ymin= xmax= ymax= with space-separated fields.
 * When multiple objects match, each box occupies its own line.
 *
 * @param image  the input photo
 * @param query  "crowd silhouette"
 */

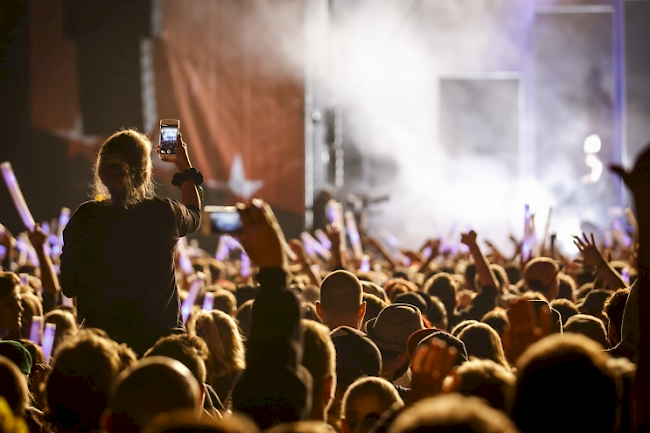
xmin=1 ymin=129 xmax=649 ymax=433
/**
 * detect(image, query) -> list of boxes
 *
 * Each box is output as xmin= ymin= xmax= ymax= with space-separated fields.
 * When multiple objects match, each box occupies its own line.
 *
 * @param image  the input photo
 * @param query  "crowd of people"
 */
xmin=0 ymin=128 xmax=649 ymax=433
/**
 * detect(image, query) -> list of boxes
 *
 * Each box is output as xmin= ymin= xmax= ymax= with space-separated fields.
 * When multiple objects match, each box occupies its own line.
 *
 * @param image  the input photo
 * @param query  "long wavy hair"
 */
xmin=90 ymin=129 xmax=155 ymax=207
xmin=188 ymin=310 xmax=246 ymax=381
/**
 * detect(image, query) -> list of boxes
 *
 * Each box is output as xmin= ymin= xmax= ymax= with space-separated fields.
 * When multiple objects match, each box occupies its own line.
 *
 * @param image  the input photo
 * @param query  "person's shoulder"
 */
xmin=71 ymin=200 xmax=105 ymax=218
xmin=150 ymin=196 xmax=184 ymax=209
xmin=76 ymin=199 xmax=102 ymax=210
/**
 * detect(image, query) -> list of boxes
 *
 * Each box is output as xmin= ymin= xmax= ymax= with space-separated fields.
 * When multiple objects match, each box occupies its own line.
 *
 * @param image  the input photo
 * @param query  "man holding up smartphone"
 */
xmin=60 ymin=125 xmax=202 ymax=356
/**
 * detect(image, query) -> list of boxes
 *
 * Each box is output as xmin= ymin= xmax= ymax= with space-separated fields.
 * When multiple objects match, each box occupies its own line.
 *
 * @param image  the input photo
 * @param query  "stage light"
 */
xmin=583 ymin=134 xmax=602 ymax=154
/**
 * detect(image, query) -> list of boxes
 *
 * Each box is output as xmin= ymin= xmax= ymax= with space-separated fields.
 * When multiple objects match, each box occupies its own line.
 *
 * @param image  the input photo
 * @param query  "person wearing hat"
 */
xmin=523 ymin=257 xmax=560 ymax=301
xmin=365 ymin=304 xmax=424 ymax=385
xmin=0 ymin=340 xmax=32 ymax=377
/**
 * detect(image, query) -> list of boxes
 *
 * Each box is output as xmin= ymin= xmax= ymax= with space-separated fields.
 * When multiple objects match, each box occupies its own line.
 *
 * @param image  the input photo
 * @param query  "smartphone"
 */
xmin=202 ymin=206 xmax=243 ymax=235
xmin=159 ymin=119 xmax=180 ymax=160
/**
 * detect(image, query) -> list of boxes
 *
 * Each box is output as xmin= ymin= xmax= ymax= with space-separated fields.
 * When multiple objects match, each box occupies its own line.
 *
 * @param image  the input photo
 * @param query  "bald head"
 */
xmin=106 ymin=357 xmax=201 ymax=433
xmin=317 ymin=271 xmax=365 ymax=330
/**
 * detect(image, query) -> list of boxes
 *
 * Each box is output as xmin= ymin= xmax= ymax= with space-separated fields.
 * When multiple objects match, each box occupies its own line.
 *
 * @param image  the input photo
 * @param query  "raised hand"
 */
xmin=28 ymin=223 xmax=47 ymax=248
xmin=573 ymin=232 xmax=626 ymax=289
xmin=502 ymin=298 xmax=550 ymax=365
xmin=460 ymin=230 xmax=477 ymax=247
xmin=410 ymin=338 xmax=458 ymax=401
xmin=573 ymin=232 xmax=604 ymax=268
xmin=236 ymin=199 xmax=286 ymax=269
xmin=289 ymin=239 xmax=309 ymax=265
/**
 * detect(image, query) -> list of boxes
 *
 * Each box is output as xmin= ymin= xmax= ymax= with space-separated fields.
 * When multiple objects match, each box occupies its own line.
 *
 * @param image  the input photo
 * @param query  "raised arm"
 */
xmin=28 ymin=223 xmax=60 ymax=296
xmin=289 ymin=239 xmax=321 ymax=286
xmin=363 ymin=235 xmax=398 ymax=271
xmin=166 ymin=134 xmax=201 ymax=209
xmin=460 ymin=230 xmax=498 ymax=290
xmin=232 ymin=199 xmax=311 ymax=426
xmin=611 ymin=147 xmax=650 ymax=430
xmin=0 ymin=223 xmax=16 ymax=271
xmin=573 ymin=232 xmax=626 ymax=290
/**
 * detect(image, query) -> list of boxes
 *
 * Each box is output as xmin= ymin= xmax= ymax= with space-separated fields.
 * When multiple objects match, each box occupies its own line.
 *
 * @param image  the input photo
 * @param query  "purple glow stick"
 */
xmin=29 ymin=316 xmax=43 ymax=344
xmin=202 ymin=292 xmax=215 ymax=311
xmin=522 ymin=204 xmax=532 ymax=262
xmin=1 ymin=162 xmax=36 ymax=232
xmin=227 ymin=236 xmax=242 ymax=250
xmin=181 ymin=277 xmax=202 ymax=324
xmin=41 ymin=222 xmax=50 ymax=236
xmin=56 ymin=208 xmax=70 ymax=245
xmin=42 ymin=322 xmax=56 ymax=364
xmin=314 ymin=229 xmax=332 ymax=250
xmin=301 ymin=232 xmax=331 ymax=261
xmin=176 ymin=239 xmax=194 ymax=275
xmin=360 ymin=255 xmax=370 ymax=272
xmin=240 ymin=252 xmax=251 ymax=279
xmin=379 ymin=229 xmax=399 ymax=248
xmin=622 ymin=268 xmax=630 ymax=285
xmin=345 ymin=211 xmax=363 ymax=260
xmin=27 ymin=245 xmax=39 ymax=267
xmin=215 ymin=235 xmax=231 ymax=261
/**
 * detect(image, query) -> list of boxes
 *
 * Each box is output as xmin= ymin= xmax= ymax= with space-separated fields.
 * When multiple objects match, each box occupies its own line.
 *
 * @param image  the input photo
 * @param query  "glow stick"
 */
xmin=14 ymin=238 xmax=28 ymax=266
xmin=522 ymin=204 xmax=532 ymax=262
xmin=625 ymin=208 xmax=639 ymax=233
xmin=379 ymin=229 xmax=399 ymax=248
xmin=0 ymin=245 xmax=5 ymax=259
xmin=42 ymin=322 xmax=56 ymax=364
xmin=622 ymin=268 xmax=630 ymax=285
xmin=373 ymin=263 xmax=383 ymax=285
xmin=345 ymin=211 xmax=364 ymax=260
xmin=29 ymin=316 xmax=43 ymax=344
xmin=227 ymin=236 xmax=243 ymax=250
xmin=541 ymin=208 xmax=553 ymax=253
xmin=202 ymin=292 xmax=215 ymax=311
xmin=326 ymin=200 xmax=344 ymax=227
xmin=360 ymin=255 xmax=370 ymax=272
xmin=315 ymin=229 xmax=332 ymax=250
xmin=41 ymin=222 xmax=50 ymax=236
xmin=240 ymin=252 xmax=251 ymax=279
xmin=215 ymin=235 xmax=231 ymax=261
xmin=57 ymin=208 xmax=70 ymax=237
xmin=181 ymin=277 xmax=203 ymax=324
xmin=176 ymin=238 xmax=194 ymax=275
xmin=302 ymin=238 xmax=315 ymax=258
xmin=50 ymin=244 xmax=61 ymax=258
xmin=61 ymin=293 xmax=73 ymax=307
xmin=301 ymin=232 xmax=331 ymax=261
xmin=422 ymin=246 xmax=432 ymax=258
xmin=1 ymin=162 xmax=35 ymax=232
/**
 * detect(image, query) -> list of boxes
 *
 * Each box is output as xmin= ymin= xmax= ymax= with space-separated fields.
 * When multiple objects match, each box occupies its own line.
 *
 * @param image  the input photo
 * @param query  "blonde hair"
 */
xmin=91 ymin=129 xmax=155 ymax=207
xmin=188 ymin=310 xmax=245 ymax=380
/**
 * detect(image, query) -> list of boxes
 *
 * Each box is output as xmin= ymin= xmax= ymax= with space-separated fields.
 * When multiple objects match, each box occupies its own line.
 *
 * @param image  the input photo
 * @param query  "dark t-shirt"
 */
xmin=59 ymin=197 xmax=200 ymax=354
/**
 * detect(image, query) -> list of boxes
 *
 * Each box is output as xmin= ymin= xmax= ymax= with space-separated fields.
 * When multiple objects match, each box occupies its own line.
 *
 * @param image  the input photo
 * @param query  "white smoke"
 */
xmin=239 ymin=0 xmax=623 ymax=253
